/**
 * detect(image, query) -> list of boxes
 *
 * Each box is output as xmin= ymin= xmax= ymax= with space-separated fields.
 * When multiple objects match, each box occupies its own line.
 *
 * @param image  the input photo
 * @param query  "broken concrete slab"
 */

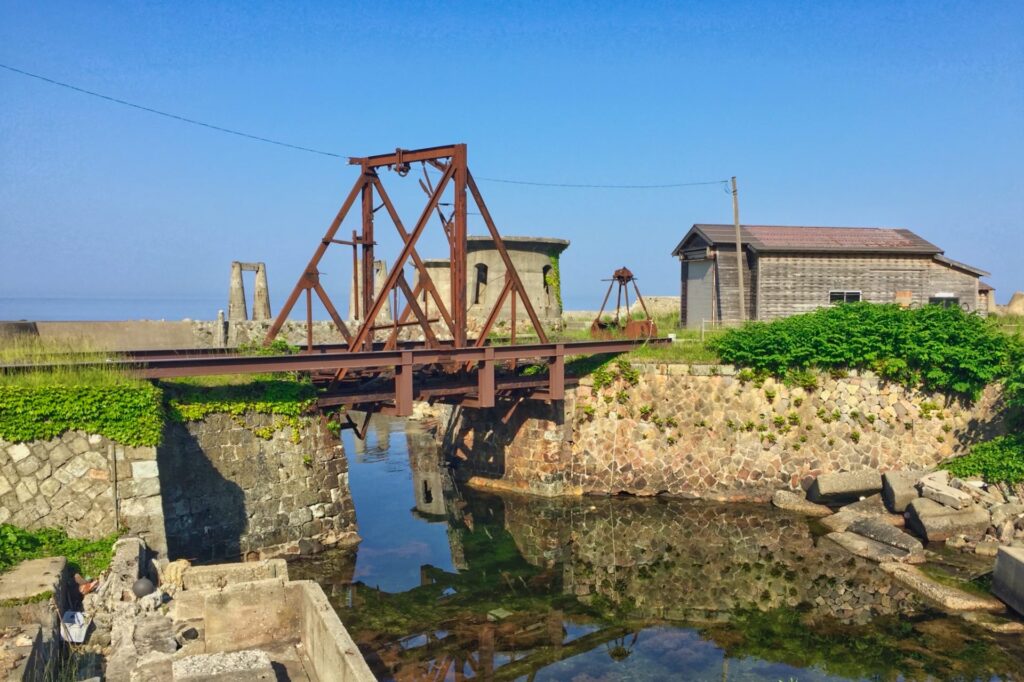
xmin=882 ymin=470 xmax=922 ymax=513
xmin=990 ymin=503 xmax=1024 ymax=529
xmin=993 ymin=546 xmax=1024 ymax=616
xmin=879 ymin=563 xmax=1006 ymax=614
xmin=824 ymin=532 xmax=911 ymax=563
xmin=906 ymin=498 xmax=991 ymax=543
xmin=920 ymin=478 xmax=973 ymax=510
xmin=807 ymin=470 xmax=882 ymax=504
xmin=847 ymin=517 xmax=925 ymax=562
xmin=841 ymin=494 xmax=905 ymax=526
xmin=172 ymin=649 xmax=276 ymax=681
xmin=0 ymin=558 xmax=66 ymax=603
xmin=181 ymin=559 xmax=288 ymax=592
xmin=772 ymin=490 xmax=832 ymax=517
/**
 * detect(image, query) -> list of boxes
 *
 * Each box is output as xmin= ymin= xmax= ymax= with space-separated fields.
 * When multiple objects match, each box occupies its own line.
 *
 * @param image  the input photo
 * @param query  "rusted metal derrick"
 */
xmin=590 ymin=267 xmax=657 ymax=340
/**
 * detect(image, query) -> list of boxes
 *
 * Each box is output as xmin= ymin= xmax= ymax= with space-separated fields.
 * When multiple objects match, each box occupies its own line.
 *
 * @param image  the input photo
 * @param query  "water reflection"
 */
xmin=291 ymin=417 xmax=1024 ymax=681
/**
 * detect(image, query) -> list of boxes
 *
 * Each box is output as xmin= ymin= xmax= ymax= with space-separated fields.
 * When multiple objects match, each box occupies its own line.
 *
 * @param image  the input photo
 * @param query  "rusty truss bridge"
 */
xmin=5 ymin=144 xmax=668 ymax=424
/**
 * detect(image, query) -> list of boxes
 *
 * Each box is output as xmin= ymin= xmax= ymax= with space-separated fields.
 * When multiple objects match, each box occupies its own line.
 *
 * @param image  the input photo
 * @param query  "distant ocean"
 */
xmin=0 ymin=297 xmax=226 ymax=322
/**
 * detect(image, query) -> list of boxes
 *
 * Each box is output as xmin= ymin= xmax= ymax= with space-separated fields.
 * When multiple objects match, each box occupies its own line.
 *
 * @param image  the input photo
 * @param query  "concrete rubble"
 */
xmin=771 ymin=489 xmax=831 ymax=516
xmin=806 ymin=470 xmax=883 ymax=504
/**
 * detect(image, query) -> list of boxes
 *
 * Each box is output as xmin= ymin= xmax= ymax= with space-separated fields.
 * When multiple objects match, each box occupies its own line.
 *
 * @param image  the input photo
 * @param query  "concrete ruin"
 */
xmin=415 ymin=236 xmax=569 ymax=329
xmin=227 ymin=262 xmax=272 ymax=322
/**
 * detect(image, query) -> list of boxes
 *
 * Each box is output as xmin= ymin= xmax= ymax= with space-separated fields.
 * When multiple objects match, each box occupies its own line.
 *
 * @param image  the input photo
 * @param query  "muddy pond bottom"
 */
xmin=291 ymin=418 xmax=1024 ymax=681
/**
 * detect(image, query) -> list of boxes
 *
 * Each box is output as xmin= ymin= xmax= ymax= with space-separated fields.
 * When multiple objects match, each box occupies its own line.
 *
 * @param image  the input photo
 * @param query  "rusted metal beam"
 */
xmin=348 ymin=145 xmax=459 ymax=168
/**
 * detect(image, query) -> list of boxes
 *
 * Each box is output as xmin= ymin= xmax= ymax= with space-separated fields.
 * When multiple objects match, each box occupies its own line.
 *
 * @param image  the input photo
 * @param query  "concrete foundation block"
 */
xmin=807 ymin=470 xmax=882 ymax=503
xmin=906 ymin=498 xmax=991 ymax=543
xmin=993 ymin=546 xmax=1024 ymax=616
xmin=172 ymin=650 xmax=275 ymax=681
xmin=882 ymin=470 xmax=922 ymax=513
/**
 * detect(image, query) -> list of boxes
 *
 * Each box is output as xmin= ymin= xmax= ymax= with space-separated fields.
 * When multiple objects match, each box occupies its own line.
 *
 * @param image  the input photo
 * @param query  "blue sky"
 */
xmin=1 ymin=1 xmax=1021 ymax=319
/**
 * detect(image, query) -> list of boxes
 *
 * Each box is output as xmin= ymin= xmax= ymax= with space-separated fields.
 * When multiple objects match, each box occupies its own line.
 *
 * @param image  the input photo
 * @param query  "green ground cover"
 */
xmin=0 ymin=524 xmax=118 ymax=577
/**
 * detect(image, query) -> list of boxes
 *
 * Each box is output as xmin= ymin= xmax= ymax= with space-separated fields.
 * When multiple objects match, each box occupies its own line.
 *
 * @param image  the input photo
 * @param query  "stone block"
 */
xmin=906 ymin=498 xmax=991 ymax=542
xmin=0 ymin=557 xmax=66 ymax=602
xmin=824 ymin=531 xmax=911 ymax=563
xmin=131 ymin=461 xmax=159 ymax=479
xmin=993 ymin=546 xmax=1024 ymax=616
xmin=807 ymin=470 xmax=882 ymax=503
xmin=920 ymin=478 xmax=973 ymax=510
xmin=841 ymin=494 xmax=904 ymax=525
xmin=846 ymin=517 xmax=924 ymax=561
xmin=172 ymin=650 xmax=275 ymax=681
xmin=7 ymin=443 xmax=32 ymax=462
xmin=771 ymin=490 xmax=831 ymax=517
xmin=882 ymin=470 xmax=922 ymax=513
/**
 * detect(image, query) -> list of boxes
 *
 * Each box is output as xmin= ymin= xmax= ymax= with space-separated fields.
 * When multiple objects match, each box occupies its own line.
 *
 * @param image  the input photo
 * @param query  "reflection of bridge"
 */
xmin=3 ymin=145 xmax=667 ymax=421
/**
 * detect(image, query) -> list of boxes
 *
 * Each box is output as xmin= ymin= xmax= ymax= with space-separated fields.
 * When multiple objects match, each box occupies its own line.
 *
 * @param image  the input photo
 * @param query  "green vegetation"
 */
xmin=0 ymin=524 xmax=118 ymax=576
xmin=712 ymin=303 xmax=1013 ymax=399
xmin=944 ymin=433 xmax=1024 ymax=485
xmin=545 ymin=253 xmax=562 ymax=311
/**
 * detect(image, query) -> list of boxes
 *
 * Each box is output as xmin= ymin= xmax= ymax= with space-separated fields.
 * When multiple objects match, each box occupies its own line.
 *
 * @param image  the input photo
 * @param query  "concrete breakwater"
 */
xmin=441 ymin=363 xmax=1008 ymax=499
xmin=0 ymin=414 xmax=358 ymax=562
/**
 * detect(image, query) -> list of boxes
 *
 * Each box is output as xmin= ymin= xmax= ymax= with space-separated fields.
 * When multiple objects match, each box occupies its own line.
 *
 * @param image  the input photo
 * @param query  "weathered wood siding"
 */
xmin=756 ymin=253 xmax=980 ymax=320
xmin=711 ymin=245 xmax=756 ymax=323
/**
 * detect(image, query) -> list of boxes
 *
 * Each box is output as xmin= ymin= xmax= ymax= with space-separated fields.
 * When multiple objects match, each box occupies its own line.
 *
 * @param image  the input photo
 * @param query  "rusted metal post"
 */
xmin=361 ymin=168 xmax=375 ymax=350
xmin=395 ymin=351 xmax=414 ymax=416
xmin=549 ymin=344 xmax=565 ymax=400
xmin=305 ymin=287 xmax=313 ymax=352
xmin=477 ymin=346 xmax=495 ymax=408
xmin=452 ymin=144 xmax=468 ymax=347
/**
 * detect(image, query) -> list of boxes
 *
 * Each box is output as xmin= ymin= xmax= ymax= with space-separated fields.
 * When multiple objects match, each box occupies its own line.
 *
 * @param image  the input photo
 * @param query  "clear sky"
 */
xmin=1 ymin=1 xmax=1022 ymax=319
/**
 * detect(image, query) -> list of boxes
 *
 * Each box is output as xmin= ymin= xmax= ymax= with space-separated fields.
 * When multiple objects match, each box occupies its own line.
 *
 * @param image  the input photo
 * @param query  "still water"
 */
xmin=291 ymin=417 xmax=1024 ymax=681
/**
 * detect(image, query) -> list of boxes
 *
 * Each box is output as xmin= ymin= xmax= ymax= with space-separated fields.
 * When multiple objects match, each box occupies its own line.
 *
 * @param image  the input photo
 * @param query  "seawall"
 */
xmin=440 ymin=363 xmax=1007 ymax=500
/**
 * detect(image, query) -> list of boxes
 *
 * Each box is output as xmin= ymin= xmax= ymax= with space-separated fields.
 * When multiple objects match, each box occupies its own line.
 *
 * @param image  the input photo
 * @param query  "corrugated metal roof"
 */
xmin=676 ymin=224 xmax=942 ymax=255
xmin=932 ymin=253 xmax=991 ymax=277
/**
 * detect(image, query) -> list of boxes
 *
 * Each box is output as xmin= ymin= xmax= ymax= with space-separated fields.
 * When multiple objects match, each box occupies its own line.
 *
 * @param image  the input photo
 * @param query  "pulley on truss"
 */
xmin=590 ymin=267 xmax=657 ymax=340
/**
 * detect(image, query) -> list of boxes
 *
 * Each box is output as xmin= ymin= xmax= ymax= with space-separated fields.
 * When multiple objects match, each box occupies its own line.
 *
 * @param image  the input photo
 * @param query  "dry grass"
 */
xmin=0 ymin=337 xmax=139 ymax=387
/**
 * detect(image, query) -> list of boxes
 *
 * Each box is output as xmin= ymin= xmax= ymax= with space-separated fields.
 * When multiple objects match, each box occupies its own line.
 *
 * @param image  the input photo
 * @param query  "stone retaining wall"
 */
xmin=441 ymin=364 xmax=1008 ymax=500
xmin=159 ymin=414 xmax=358 ymax=562
xmin=0 ymin=433 xmax=167 ymax=555
xmin=0 ymin=415 xmax=358 ymax=563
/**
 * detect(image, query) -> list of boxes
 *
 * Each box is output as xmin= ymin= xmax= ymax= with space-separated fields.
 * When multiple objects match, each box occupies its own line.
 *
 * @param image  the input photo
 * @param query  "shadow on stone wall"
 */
xmin=157 ymin=423 xmax=247 ymax=562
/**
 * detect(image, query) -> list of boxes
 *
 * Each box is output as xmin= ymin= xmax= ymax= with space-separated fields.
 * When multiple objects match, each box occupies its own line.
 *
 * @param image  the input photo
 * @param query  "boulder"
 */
xmin=882 ymin=470 xmax=923 ymax=513
xmin=906 ymin=497 xmax=991 ymax=543
xmin=824 ymin=532 xmax=912 ymax=563
xmin=807 ymin=470 xmax=882 ymax=504
xmin=847 ymin=517 xmax=925 ymax=562
xmin=990 ymin=503 xmax=1024 ymax=529
xmin=772 ymin=490 xmax=832 ymax=517
xmin=993 ymin=546 xmax=1024 ymax=616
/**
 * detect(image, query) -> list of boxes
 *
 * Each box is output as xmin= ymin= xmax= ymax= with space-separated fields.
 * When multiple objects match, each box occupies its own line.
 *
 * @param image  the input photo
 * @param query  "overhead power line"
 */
xmin=1 ymin=62 xmax=729 ymax=189
xmin=0 ymin=62 xmax=344 ymax=158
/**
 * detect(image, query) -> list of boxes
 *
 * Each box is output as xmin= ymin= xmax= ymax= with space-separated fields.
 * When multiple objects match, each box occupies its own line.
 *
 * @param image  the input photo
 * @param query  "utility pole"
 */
xmin=731 ymin=176 xmax=746 ymax=322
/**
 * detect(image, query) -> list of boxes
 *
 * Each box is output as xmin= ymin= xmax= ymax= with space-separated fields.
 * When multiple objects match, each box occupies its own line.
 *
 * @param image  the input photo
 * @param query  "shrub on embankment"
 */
xmin=711 ymin=303 xmax=1024 ymax=486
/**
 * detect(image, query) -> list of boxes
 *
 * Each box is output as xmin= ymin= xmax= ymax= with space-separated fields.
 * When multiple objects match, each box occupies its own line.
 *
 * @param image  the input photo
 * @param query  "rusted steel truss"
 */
xmin=265 ymin=144 xmax=548 ymax=356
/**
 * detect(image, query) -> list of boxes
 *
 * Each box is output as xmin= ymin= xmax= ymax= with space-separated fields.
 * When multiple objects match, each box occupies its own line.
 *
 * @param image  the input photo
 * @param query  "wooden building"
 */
xmin=671 ymin=225 xmax=991 ymax=328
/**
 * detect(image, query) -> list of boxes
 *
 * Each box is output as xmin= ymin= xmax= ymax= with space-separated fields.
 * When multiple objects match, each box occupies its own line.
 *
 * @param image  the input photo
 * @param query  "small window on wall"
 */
xmin=829 ymin=291 xmax=861 ymax=304
xmin=928 ymin=296 xmax=960 ymax=308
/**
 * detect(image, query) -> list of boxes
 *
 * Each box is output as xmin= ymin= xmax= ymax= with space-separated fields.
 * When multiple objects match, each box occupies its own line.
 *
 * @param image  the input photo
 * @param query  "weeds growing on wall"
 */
xmin=711 ymin=304 xmax=1013 ymax=400
xmin=0 ymin=524 xmax=118 ymax=577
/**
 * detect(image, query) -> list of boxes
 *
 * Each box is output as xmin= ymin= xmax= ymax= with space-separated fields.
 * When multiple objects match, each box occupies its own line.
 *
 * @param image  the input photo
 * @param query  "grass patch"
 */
xmin=0 ymin=525 xmax=118 ymax=577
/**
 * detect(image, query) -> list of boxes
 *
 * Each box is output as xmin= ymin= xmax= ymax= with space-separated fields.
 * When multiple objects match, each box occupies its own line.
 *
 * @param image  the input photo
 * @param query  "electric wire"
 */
xmin=2 ymin=62 xmax=729 ymax=189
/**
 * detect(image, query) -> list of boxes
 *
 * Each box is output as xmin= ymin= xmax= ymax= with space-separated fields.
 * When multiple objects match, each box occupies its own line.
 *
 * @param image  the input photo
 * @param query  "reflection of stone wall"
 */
xmin=442 ymin=365 xmax=1005 ymax=500
xmin=500 ymin=495 xmax=922 ymax=624
xmin=159 ymin=415 xmax=358 ymax=562
xmin=1 ymin=433 xmax=167 ymax=555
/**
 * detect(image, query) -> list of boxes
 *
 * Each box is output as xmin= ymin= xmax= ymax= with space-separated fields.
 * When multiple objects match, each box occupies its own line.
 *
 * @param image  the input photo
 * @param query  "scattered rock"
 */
xmin=772 ymin=490 xmax=832 ymax=517
xmin=807 ymin=471 xmax=882 ymax=504
xmin=919 ymin=475 xmax=973 ymax=510
xmin=882 ymin=470 xmax=922 ymax=513
xmin=906 ymin=498 xmax=990 ymax=543
xmin=847 ymin=518 xmax=925 ymax=562
xmin=990 ymin=503 xmax=1024 ymax=530
xmin=879 ymin=563 xmax=1005 ymax=614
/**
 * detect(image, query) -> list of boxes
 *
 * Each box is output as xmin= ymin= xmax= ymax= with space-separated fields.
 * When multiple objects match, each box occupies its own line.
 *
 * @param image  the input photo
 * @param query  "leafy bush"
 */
xmin=944 ymin=433 xmax=1024 ymax=485
xmin=164 ymin=378 xmax=316 ymax=423
xmin=0 ymin=524 xmax=118 ymax=576
xmin=712 ymin=304 xmax=1009 ymax=399
xmin=0 ymin=384 xmax=164 ymax=446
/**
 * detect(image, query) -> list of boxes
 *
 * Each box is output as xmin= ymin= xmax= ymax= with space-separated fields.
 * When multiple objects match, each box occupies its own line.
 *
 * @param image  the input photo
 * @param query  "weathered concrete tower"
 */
xmin=228 ymin=262 xmax=247 ymax=322
xmin=253 ymin=263 xmax=271 ymax=321
xmin=349 ymin=259 xmax=392 ymax=323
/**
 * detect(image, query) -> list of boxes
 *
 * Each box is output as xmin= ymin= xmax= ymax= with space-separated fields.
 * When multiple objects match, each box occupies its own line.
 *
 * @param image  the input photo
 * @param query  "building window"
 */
xmin=928 ymin=296 xmax=960 ymax=308
xmin=473 ymin=263 xmax=488 ymax=305
xmin=829 ymin=291 xmax=861 ymax=304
